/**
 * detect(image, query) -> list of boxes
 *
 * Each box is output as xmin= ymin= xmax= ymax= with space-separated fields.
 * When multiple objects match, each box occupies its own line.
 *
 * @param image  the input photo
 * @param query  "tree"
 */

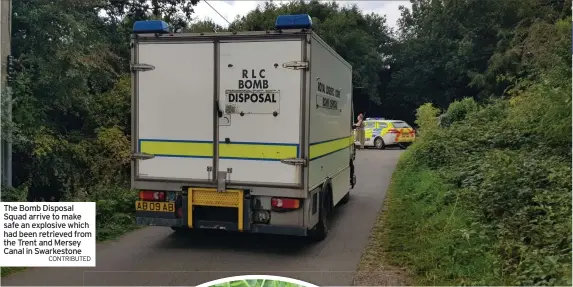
xmin=8 ymin=0 xmax=201 ymax=201
xmin=383 ymin=0 xmax=572 ymax=124
xmin=230 ymin=0 xmax=394 ymax=116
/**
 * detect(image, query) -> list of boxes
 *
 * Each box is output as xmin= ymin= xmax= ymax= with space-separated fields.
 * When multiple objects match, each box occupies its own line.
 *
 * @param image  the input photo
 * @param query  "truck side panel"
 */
xmin=308 ymin=34 xmax=353 ymax=204
xmin=136 ymin=42 xmax=215 ymax=181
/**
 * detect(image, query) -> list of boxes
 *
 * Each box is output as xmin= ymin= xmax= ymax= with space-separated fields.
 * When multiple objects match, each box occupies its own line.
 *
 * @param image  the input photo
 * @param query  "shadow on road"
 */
xmin=151 ymin=197 xmax=351 ymax=256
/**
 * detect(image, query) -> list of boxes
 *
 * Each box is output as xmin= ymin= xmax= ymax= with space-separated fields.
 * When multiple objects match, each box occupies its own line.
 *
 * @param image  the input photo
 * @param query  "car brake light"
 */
xmin=271 ymin=197 xmax=300 ymax=209
xmin=139 ymin=191 xmax=165 ymax=201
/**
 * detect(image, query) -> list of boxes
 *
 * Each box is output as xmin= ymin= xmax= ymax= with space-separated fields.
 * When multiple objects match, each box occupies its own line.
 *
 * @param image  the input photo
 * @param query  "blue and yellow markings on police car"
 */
xmin=309 ymin=136 xmax=353 ymax=161
xmin=138 ymin=139 xmax=298 ymax=161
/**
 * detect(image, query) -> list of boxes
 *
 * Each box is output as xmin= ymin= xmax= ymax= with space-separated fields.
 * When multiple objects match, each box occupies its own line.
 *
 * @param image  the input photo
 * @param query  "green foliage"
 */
xmin=228 ymin=0 xmax=393 ymax=109
xmin=208 ymin=279 xmax=305 ymax=287
xmin=414 ymin=103 xmax=440 ymax=135
xmin=384 ymin=0 xmax=572 ymax=124
xmin=439 ymin=98 xmax=479 ymax=128
xmin=382 ymin=154 xmax=499 ymax=285
xmin=1 ymin=267 xmax=27 ymax=277
xmin=383 ymin=16 xmax=572 ymax=286
xmin=5 ymin=0 xmax=201 ymax=243
xmin=93 ymin=187 xmax=140 ymax=241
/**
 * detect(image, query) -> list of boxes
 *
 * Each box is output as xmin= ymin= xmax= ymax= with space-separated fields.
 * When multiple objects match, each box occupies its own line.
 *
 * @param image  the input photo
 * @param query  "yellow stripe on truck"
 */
xmin=139 ymin=139 xmax=298 ymax=161
xmin=140 ymin=140 xmax=213 ymax=158
xmin=219 ymin=142 xmax=297 ymax=161
xmin=309 ymin=136 xmax=353 ymax=160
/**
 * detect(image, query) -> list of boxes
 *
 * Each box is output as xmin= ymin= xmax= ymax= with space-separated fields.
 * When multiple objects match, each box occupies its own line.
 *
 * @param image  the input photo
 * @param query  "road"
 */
xmin=2 ymin=149 xmax=403 ymax=286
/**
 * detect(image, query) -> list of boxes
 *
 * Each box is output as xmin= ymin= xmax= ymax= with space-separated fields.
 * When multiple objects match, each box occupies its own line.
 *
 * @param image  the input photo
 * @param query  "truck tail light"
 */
xmin=271 ymin=197 xmax=300 ymax=209
xmin=139 ymin=191 xmax=165 ymax=201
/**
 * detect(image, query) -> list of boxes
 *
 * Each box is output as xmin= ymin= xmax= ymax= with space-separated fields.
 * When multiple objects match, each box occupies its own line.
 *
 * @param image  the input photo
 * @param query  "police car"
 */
xmin=354 ymin=118 xmax=416 ymax=149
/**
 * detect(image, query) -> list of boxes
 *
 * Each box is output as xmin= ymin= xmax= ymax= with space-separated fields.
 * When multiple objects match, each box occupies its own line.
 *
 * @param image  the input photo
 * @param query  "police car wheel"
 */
xmin=374 ymin=137 xmax=385 ymax=150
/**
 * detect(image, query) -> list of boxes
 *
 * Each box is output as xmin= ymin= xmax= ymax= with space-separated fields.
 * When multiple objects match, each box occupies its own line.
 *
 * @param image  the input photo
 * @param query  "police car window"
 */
xmin=392 ymin=121 xmax=411 ymax=128
xmin=378 ymin=122 xmax=388 ymax=129
xmin=365 ymin=122 xmax=375 ymax=128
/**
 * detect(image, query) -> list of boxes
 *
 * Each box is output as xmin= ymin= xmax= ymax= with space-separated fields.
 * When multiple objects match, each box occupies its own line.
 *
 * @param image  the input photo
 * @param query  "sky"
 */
xmin=191 ymin=1 xmax=413 ymax=29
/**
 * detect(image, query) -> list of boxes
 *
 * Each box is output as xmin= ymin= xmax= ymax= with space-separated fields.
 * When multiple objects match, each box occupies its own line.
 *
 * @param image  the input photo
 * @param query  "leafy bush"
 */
xmin=439 ymin=98 xmax=480 ymax=128
xmin=208 ymin=279 xmax=306 ymax=287
xmin=383 ymin=17 xmax=572 ymax=286
xmin=91 ymin=186 xmax=139 ymax=241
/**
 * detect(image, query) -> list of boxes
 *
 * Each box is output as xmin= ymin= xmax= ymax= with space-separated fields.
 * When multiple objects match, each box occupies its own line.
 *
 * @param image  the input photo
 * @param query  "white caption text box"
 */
xmin=0 ymin=202 xmax=96 ymax=267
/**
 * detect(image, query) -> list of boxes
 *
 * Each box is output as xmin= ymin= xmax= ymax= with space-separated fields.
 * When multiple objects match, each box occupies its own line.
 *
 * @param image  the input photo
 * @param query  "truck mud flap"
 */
xmin=187 ymin=188 xmax=245 ymax=231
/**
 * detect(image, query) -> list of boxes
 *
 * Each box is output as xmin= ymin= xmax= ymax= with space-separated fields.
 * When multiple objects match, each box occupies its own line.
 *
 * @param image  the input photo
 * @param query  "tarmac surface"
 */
xmin=2 ymin=149 xmax=403 ymax=286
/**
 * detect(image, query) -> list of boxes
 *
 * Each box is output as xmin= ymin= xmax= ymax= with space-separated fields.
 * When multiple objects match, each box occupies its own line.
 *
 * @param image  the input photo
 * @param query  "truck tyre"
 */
xmin=171 ymin=226 xmax=186 ymax=234
xmin=352 ymin=148 xmax=356 ymax=161
xmin=308 ymin=191 xmax=330 ymax=242
xmin=374 ymin=137 xmax=385 ymax=150
xmin=339 ymin=192 xmax=350 ymax=205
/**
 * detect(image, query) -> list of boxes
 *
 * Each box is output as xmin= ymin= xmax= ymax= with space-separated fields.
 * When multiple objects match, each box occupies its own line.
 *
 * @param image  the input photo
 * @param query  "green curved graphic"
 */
xmin=207 ymin=279 xmax=306 ymax=287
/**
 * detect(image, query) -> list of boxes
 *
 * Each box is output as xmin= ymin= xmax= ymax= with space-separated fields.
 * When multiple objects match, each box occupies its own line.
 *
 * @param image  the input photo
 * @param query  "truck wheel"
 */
xmin=352 ymin=148 xmax=356 ymax=161
xmin=171 ymin=227 xmax=186 ymax=234
xmin=308 ymin=192 xmax=330 ymax=242
xmin=374 ymin=137 xmax=385 ymax=150
xmin=339 ymin=192 xmax=350 ymax=205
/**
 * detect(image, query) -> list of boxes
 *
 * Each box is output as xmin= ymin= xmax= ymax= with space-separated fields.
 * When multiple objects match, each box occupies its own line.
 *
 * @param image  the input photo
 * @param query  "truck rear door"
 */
xmin=135 ymin=41 xmax=215 ymax=182
xmin=134 ymin=37 xmax=305 ymax=187
xmin=218 ymin=39 xmax=304 ymax=187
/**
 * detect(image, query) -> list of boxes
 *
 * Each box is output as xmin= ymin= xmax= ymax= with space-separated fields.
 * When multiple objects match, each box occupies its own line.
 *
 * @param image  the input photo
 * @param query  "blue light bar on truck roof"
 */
xmin=133 ymin=20 xmax=169 ymax=34
xmin=275 ymin=14 xmax=313 ymax=30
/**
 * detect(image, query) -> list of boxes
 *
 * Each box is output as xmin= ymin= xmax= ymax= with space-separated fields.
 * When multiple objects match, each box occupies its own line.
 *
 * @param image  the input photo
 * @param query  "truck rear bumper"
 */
xmin=135 ymin=187 xmax=310 ymax=237
xmin=136 ymin=217 xmax=307 ymax=236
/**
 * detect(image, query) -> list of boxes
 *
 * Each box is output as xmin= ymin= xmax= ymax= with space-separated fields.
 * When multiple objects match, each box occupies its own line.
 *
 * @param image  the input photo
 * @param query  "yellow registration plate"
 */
xmin=135 ymin=201 xmax=175 ymax=212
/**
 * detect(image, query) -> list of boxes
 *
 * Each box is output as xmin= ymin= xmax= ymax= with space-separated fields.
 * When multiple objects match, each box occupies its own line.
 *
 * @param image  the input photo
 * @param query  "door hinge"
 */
xmin=130 ymin=63 xmax=155 ymax=72
xmin=282 ymin=61 xmax=309 ymax=70
xmin=217 ymin=171 xmax=227 ymax=192
xmin=280 ymin=157 xmax=308 ymax=166
xmin=131 ymin=152 xmax=155 ymax=160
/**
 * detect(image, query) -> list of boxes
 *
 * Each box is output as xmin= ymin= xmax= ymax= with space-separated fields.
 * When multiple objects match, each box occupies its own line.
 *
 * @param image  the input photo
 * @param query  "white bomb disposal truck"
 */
xmin=131 ymin=14 xmax=356 ymax=241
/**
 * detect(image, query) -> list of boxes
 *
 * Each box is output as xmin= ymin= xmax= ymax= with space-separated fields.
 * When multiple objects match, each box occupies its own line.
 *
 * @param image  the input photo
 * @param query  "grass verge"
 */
xmin=353 ymin=190 xmax=412 ymax=286
xmin=1 ymin=267 xmax=27 ymax=277
xmin=356 ymin=152 xmax=499 ymax=286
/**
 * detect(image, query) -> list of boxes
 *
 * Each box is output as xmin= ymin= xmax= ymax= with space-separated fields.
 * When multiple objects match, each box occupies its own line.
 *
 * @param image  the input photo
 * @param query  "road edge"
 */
xmin=352 ymin=176 xmax=412 ymax=286
xmin=1 ymin=224 xmax=142 ymax=278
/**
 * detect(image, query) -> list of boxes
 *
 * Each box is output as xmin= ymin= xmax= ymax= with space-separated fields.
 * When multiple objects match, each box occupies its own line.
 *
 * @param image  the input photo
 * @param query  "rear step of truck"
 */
xmin=187 ymin=188 xmax=245 ymax=231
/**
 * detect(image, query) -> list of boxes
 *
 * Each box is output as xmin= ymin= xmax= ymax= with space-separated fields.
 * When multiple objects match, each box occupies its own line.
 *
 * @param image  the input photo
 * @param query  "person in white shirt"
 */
xmin=354 ymin=113 xmax=365 ymax=149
